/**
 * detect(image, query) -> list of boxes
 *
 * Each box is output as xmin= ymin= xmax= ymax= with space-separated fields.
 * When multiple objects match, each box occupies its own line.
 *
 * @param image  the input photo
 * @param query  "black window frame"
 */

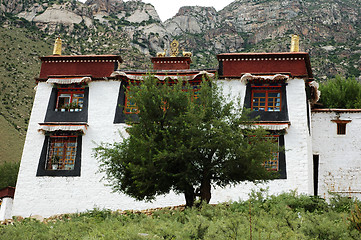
xmin=44 ymin=84 xmax=89 ymax=123
xmin=275 ymin=134 xmax=286 ymax=179
xmin=36 ymin=132 xmax=82 ymax=177
xmin=114 ymin=81 xmax=139 ymax=123
xmin=244 ymin=82 xmax=289 ymax=121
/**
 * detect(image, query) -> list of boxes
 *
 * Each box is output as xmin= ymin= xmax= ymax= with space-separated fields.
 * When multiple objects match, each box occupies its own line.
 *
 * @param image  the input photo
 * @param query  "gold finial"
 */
xmin=182 ymin=48 xmax=192 ymax=57
xmin=170 ymin=40 xmax=179 ymax=57
xmin=156 ymin=49 xmax=167 ymax=57
xmin=290 ymin=34 xmax=299 ymax=52
xmin=53 ymin=37 xmax=62 ymax=55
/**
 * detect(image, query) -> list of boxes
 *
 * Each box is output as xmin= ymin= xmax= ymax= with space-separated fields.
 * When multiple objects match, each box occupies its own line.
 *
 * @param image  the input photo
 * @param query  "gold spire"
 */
xmin=290 ymin=35 xmax=299 ymax=52
xmin=53 ymin=37 xmax=62 ymax=55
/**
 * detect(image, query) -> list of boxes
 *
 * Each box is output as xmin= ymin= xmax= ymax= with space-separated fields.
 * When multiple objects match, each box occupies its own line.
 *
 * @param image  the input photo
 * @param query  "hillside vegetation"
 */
xmin=1 ymin=192 xmax=361 ymax=239
xmin=0 ymin=15 xmax=53 ymax=164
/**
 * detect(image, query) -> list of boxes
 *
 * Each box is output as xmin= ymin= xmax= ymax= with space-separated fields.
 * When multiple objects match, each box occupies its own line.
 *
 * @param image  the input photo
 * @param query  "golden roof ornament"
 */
xmin=53 ymin=37 xmax=62 ymax=55
xmin=290 ymin=34 xmax=299 ymax=52
xmin=170 ymin=40 xmax=179 ymax=57
xmin=156 ymin=49 xmax=167 ymax=57
xmin=182 ymin=48 xmax=192 ymax=57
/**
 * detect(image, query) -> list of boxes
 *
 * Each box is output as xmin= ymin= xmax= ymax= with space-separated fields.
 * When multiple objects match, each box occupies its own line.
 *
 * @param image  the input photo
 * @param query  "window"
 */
xmin=182 ymin=80 xmax=201 ymax=100
xmin=251 ymin=84 xmax=281 ymax=111
xmin=244 ymin=82 xmax=288 ymax=121
xmin=263 ymin=136 xmax=280 ymax=171
xmin=332 ymin=120 xmax=351 ymax=135
xmin=37 ymin=132 xmax=82 ymax=176
xmin=337 ymin=122 xmax=346 ymax=135
xmin=114 ymin=80 xmax=202 ymax=123
xmin=259 ymin=134 xmax=286 ymax=179
xmin=56 ymin=87 xmax=84 ymax=112
xmin=124 ymin=86 xmax=139 ymax=115
xmin=46 ymin=135 xmax=77 ymax=170
xmin=44 ymin=85 xmax=89 ymax=123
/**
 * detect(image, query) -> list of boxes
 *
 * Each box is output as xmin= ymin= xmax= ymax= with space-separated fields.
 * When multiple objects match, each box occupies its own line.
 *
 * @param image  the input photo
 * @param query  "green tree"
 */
xmin=0 ymin=161 xmax=19 ymax=189
xmin=94 ymin=76 xmax=277 ymax=207
xmin=319 ymin=76 xmax=361 ymax=108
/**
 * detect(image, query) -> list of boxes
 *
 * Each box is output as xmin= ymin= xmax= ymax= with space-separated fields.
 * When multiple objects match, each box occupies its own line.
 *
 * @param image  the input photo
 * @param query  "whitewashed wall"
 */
xmin=312 ymin=111 xmax=361 ymax=199
xmin=0 ymin=198 xmax=14 ymax=221
xmin=12 ymin=78 xmax=313 ymax=218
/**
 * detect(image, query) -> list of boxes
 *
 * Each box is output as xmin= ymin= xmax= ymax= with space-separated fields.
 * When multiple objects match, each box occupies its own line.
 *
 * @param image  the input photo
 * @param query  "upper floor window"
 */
xmin=44 ymin=84 xmax=89 ymax=123
xmin=244 ymin=82 xmax=288 ymax=122
xmin=114 ymin=80 xmax=202 ymax=123
xmin=251 ymin=84 xmax=282 ymax=112
xmin=124 ymin=86 xmax=140 ymax=115
xmin=56 ymin=87 xmax=85 ymax=112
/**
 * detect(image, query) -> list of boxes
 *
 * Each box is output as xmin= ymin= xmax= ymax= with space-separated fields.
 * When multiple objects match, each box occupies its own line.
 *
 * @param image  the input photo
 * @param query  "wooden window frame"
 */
xmin=55 ymin=87 xmax=85 ymax=112
xmin=124 ymin=85 xmax=140 ymax=115
xmin=263 ymin=135 xmax=280 ymax=171
xmin=331 ymin=120 xmax=351 ymax=135
xmin=251 ymin=85 xmax=282 ymax=112
xmin=46 ymin=135 xmax=77 ymax=171
xmin=37 ymin=132 xmax=82 ymax=177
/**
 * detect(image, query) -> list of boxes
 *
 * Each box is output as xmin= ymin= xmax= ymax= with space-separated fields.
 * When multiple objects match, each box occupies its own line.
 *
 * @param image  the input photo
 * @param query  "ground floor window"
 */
xmin=261 ymin=134 xmax=286 ymax=179
xmin=263 ymin=136 xmax=280 ymax=171
xmin=46 ymin=135 xmax=77 ymax=170
xmin=37 ymin=132 xmax=82 ymax=177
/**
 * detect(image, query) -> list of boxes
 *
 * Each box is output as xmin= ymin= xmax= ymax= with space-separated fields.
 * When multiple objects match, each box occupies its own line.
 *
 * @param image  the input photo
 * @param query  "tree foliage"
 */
xmin=0 ymin=161 xmax=19 ymax=189
xmin=319 ymin=76 xmax=361 ymax=109
xmin=94 ymin=76 xmax=277 ymax=206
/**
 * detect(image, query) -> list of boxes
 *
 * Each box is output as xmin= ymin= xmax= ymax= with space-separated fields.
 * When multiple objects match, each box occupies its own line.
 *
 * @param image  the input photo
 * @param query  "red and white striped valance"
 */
xmin=111 ymin=71 xmax=215 ymax=81
xmin=242 ymin=122 xmax=290 ymax=131
xmin=240 ymin=73 xmax=289 ymax=83
xmin=38 ymin=123 xmax=88 ymax=134
xmin=46 ymin=77 xmax=92 ymax=84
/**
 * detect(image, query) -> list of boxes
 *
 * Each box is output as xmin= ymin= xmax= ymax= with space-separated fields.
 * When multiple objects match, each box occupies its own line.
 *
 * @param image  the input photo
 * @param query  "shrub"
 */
xmin=319 ymin=75 xmax=361 ymax=108
xmin=0 ymin=161 xmax=19 ymax=189
xmin=349 ymin=203 xmax=361 ymax=232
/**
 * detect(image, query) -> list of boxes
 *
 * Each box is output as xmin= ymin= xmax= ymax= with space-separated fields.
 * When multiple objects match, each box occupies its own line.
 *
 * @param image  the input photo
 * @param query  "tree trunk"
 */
xmin=200 ymin=177 xmax=211 ymax=203
xmin=184 ymin=185 xmax=195 ymax=207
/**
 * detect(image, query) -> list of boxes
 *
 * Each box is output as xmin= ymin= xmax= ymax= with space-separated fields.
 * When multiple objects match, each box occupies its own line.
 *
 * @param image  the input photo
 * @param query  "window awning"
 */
xmin=253 ymin=122 xmax=290 ymax=131
xmin=46 ymin=77 xmax=92 ymax=84
xmin=242 ymin=122 xmax=290 ymax=131
xmin=38 ymin=123 xmax=88 ymax=134
xmin=111 ymin=71 xmax=215 ymax=81
xmin=241 ymin=73 xmax=289 ymax=83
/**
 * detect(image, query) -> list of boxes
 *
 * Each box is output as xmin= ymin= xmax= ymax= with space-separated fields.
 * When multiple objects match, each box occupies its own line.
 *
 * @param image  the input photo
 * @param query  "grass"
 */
xmin=1 ymin=192 xmax=361 ymax=239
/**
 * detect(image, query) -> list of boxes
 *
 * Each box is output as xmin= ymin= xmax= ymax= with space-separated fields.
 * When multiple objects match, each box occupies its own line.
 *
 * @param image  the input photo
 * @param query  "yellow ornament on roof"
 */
xmin=53 ymin=37 xmax=62 ymax=55
xmin=170 ymin=40 xmax=179 ymax=57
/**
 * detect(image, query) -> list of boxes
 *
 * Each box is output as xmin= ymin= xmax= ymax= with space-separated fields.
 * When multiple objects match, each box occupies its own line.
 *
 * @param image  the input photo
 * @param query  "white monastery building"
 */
xmin=4 ymin=38 xmax=361 ymax=219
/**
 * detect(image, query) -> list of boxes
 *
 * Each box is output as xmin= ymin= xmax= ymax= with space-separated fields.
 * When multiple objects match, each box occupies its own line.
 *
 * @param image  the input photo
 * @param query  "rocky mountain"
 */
xmin=1 ymin=0 xmax=360 ymax=77
xmin=0 ymin=0 xmax=360 ymax=163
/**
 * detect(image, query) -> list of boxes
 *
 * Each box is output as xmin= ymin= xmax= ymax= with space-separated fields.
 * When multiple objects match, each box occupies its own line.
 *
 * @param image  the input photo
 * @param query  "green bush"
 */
xmin=0 ymin=161 xmax=19 ymax=189
xmin=319 ymin=75 xmax=361 ymax=108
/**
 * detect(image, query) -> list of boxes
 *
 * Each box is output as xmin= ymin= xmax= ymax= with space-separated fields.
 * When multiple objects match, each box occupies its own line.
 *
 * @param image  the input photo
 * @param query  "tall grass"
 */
xmin=1 ymin=192 xmax=361 ymax=239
